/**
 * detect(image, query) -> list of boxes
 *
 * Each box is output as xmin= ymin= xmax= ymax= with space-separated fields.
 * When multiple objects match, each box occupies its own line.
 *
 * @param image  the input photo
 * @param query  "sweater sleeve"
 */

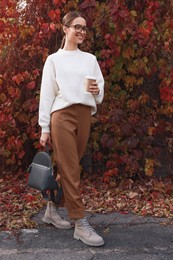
xmin=93 ymin=58 xmax=104 ymax=104
xmin=38 ymin=56 xmax=59 ymax=133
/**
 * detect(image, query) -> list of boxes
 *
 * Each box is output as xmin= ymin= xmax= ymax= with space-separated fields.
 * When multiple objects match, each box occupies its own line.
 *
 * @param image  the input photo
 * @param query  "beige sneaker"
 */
xmin=74 ymin=217 xmax=104 ymax=246
xmin=42 ymin=202 xmax=72 ymax=229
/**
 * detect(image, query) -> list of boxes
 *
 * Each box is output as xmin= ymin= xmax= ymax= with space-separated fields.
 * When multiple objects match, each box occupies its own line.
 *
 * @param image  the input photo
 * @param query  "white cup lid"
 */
xmin=85 ymin=76 xmax=96 ymax=80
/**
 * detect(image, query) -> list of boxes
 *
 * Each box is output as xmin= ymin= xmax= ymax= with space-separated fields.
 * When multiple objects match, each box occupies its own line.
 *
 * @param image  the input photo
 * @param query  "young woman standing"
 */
xmin=39 ymin=11 xmax=104 ymax=247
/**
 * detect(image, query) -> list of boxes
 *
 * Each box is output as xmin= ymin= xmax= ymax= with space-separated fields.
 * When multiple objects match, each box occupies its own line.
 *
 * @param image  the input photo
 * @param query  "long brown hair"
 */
xmin=60 ymin=11 xmax=85 ymax=49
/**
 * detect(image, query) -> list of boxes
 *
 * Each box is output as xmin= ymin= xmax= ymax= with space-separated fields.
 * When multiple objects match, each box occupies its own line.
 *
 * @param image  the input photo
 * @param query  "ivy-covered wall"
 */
xmin=1 ymin=0 xmax=173 ymax=180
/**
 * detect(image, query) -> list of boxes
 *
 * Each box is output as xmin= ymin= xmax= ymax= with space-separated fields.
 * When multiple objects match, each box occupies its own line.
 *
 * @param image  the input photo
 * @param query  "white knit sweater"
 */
xmin=38 ymin=48 xmax=104 ymax=133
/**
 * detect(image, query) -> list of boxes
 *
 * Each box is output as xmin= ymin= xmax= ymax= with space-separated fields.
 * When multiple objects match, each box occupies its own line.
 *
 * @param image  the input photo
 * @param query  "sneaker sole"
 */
xmin=74 ymin=233 xmax=104 ymax=247
xmin=42 ymin=218 xmax=72 ymax=230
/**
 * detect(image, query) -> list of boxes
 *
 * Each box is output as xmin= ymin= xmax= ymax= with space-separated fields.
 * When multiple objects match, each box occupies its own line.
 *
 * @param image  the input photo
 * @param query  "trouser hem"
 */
xmin=68 ymin=209 xmax=85 ymax=220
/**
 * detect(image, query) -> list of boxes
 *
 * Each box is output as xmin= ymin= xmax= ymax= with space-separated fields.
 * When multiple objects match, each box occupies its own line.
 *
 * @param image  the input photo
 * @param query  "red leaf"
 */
xmin=53 ymin=0 xmax=59 ymax=4
xmin=50 ymin=23 xmax=56 ymax=31
xmin=27 ymin=81 xmax=36 ymax=89
xmin=48 ymin=10 xmax=55 ymax=21
xmin=41 ymin=23 xmax=49 ymax=34
xmin=80 ymin=0 xmax=96 ymax=9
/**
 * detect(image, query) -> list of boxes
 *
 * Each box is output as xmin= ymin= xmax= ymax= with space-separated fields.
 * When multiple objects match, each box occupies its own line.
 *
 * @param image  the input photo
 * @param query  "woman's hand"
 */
xmin=40 ymin=132 xmax=51 ymax=147
xmin=89 ymin=81 xmax=100 ymax=95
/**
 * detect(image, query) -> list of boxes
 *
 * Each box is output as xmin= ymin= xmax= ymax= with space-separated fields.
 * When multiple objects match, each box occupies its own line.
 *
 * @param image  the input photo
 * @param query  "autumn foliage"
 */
xmin=1 ymin=0 xmax=173 ymax=181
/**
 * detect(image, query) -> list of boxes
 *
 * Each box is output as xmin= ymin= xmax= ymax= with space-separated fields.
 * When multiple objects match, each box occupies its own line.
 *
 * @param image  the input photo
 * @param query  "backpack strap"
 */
xmin=41 ymin=186 xmax=63 ymax=205
xmin=40 ymin=144 xmax=63 ymax=205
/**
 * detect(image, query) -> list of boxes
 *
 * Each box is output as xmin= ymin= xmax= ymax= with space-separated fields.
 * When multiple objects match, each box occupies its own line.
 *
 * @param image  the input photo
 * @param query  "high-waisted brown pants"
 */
xmin=51 ymin=104 xmax=91 ymax=219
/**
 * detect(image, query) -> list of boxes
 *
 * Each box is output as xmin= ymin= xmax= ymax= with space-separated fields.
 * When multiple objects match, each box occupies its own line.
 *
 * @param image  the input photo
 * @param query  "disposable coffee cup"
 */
xmin=85 ymin=76 xmax=96 ymax=92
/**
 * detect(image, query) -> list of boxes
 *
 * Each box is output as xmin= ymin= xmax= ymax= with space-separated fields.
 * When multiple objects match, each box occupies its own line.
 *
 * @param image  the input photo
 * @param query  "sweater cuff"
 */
xmin=41 ymin=126 xmax=50 ymax=133
xmin=94 ymin=90 xmax=103 ymax=104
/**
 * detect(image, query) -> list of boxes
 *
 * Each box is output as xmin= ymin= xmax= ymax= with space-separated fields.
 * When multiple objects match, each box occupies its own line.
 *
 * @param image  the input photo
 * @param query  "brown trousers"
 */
xmin=51 ymin=104 xmax=91 ymax=219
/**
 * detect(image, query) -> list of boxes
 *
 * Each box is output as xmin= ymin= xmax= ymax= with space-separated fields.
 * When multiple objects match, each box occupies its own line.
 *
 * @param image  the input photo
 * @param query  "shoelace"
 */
xmin=81 ymin=218 xmax=95 ymax=233
xmin=51 ymin=206 xmax=63 ymax=221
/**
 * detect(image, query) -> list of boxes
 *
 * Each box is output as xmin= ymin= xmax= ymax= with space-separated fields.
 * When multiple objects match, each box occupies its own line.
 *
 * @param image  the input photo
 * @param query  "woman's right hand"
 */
xmin=40 ymin=132 xmax=51 ymax=147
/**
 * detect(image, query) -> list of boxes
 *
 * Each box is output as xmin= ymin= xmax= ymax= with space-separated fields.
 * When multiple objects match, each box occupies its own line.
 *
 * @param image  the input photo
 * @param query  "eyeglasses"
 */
xmin=66 ymin=24 xmax=88 ymax=33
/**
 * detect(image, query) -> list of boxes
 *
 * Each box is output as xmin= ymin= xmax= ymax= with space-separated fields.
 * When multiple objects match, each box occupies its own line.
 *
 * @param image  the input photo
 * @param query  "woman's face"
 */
xmin=64 ymin=17 xmax=87 ymax=46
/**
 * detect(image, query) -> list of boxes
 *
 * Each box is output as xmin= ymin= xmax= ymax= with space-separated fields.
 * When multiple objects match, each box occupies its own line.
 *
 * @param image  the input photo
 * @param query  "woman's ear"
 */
xmin=62 ymin=25 xmax=67 ymax=34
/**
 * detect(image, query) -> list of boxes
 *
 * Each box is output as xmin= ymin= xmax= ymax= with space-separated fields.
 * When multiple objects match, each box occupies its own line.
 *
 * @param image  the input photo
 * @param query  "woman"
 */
xmin=39 ymin=11 xmax=104 ymax=247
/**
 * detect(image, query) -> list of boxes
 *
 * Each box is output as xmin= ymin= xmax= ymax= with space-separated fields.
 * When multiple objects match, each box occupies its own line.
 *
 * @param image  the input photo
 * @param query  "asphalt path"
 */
xmin=0 ymin=207 xmax=173 ymax=259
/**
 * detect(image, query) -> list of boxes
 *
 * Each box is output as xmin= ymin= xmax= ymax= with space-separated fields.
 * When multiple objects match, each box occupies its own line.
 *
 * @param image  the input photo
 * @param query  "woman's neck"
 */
xmin=63 ymin=42 xmax=78 ymax=51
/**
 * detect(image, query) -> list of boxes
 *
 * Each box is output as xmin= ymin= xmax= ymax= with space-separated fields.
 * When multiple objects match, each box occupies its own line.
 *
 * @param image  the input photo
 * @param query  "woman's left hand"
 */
xmin=89 ymin=82 xmax=100 ymax=95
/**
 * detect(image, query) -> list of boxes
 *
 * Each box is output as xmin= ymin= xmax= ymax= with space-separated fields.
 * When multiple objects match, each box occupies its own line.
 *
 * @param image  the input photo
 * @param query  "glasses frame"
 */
xmin=66 ymin=24 xmax=88 ymax=34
